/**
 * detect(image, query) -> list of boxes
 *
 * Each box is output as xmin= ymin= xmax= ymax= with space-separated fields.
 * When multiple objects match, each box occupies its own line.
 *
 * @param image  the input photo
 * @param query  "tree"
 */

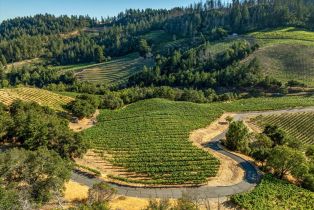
xmin=225 ymin=121 xmax=250 ymax=153
xmin=67 ymin=99 xmax=94 ymax=118
xmin=211 ymin=27 xmax=228 ymax=40
xmin=267 ymin=146 xmax=308 ymax=179
xmin=0 ymin=103 xmax=12 ymax=140
xmin=0 ymin=148 xmax=72 ymax=205
xmin=8 ymin=100 xmax=87 ymax=158
xmin=250 ymin=134 xmax=273 ymax=165
xmin=139 ymin=39 xmax=151 ymax=58
xmin=88 ymin=182 xmax=116 ymax=204
xmin=94 ymin=46 xmax=105 ymax=63
xmin=263 ymin=125 xmax=286 ymax=146
xmin=0 ymin=55 xmax=7 ymax=67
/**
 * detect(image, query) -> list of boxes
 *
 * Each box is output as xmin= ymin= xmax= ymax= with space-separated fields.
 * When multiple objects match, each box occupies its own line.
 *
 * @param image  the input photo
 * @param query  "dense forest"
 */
xmin=0 ymin=0 xmax=312 ymax=104
xmin=1 ymin=0 xmax=314 ymax=65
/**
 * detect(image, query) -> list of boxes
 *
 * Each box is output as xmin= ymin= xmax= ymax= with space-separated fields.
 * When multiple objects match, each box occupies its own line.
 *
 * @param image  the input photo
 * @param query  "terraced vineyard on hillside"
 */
xmin=75 ymin=53 xmax=154 ymax=83
xmin=253 ymin=112 xmax=314 ymax=145
xmin=246 ymin=27 xmax=314 ymax=86
xmin=0 ymin=87 xmax=73 ymax=110
xmin=250 ymin=27 xmax=314 ymax=46
xmin=83 ymin=99 xmax=222 ymax=185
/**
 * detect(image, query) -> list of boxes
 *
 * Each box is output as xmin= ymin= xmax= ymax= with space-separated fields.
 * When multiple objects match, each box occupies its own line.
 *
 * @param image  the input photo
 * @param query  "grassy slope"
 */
xmin=74 ymin=53 xmax=154 ymax=84
xmin=247 ymin=27 xmax=314 ymax=86
xmin=253 ymin=112 xmax=314 ymax=145
xmin=231 ymin=174 xmax=314 ymax=210
xmin=83 ymin=95 xmax=314 ymax=184
xmin=0 ymin=87 xmax=73 ymax=110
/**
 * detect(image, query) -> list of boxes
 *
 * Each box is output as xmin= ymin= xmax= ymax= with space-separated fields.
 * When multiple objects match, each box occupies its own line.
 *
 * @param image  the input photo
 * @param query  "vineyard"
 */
xmin=75 ymin=53 xmax=154 ymax=83
xmin=253 ymin=112 xmax=314 ymax=145
xmin=245 ymin=43 xmax=314 ymax=86
xmin=83 ymin=99 xmax=222 ymax=185
xmin=0 ymin=87 xmax=73 ymax=110
xmin=250 ymin=27 xmax=314 ymax=46
xmin=81 ymin=95 xmax=314 ymax=185
xmin=231 ymin=174 xmax=314 ymax=210
xmin=246 ymin=27 xmax=314 ymax=86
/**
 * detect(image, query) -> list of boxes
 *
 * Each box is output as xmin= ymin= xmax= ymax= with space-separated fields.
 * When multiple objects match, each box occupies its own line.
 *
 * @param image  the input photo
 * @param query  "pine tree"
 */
xmin=94 ymin=46 xmax=105 ymax=63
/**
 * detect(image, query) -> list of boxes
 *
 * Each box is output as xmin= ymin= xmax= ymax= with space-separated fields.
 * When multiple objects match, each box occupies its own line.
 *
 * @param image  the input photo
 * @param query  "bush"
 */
xmin=225 ymin=121 xmax=250 ymax=153
xmin=66 ymin=94 xmax=100 ymax=119
xmin=302 ymin=174 xmax=314 ymax=192
xmin=101 ymin=94 xmax=124 ymax=110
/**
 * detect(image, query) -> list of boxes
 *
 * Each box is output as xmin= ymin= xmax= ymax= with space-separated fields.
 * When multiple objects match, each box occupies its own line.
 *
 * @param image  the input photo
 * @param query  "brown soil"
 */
xmin=243 ymin=116 xmax=263 ymax=133
xmin=69 ymin=110 xmax=100 ymax=132
xmin=75 ymin=112 xmax=245 ymax=188
xmin=190 ymin=113 xmax=245 ymax=187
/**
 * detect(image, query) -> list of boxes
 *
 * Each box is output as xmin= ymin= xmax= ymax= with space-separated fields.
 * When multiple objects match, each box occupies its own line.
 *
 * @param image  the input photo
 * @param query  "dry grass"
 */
xmin=190 ymin=113 xmax=245 ymax=187
xmin=69 ymin=110 xmax=100 ymax=132
xmin=0 ymin=87 xmax=73 ymax=110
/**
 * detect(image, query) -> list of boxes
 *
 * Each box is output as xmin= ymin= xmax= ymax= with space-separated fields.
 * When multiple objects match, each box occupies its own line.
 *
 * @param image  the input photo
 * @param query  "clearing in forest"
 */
xmin=75 ymin=53 xmax=154 ymax=83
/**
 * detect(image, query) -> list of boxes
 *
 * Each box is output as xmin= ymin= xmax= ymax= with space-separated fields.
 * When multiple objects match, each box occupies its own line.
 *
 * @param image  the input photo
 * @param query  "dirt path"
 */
xmin=70 ymin=107 xmax=314 ymax=199
xmin=69 ymin=110 xmax=100 ymax=132
xmin=190 ymin=113 xmax=245 ymax=187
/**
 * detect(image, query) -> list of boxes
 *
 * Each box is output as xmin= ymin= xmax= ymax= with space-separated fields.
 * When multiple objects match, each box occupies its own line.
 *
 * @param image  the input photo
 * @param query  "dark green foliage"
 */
xmin=250 ymin=134 xmax=273 ymax=165
xmin=128 ymin=42 xmax=267 ymax=92
xmin=302 ymin=174 xmax=314 ymax=191
xmin=138 ymin=39 xmax=151 ymax=57
xmin=0 ymin=148 xmax=72 ymax=205
xmin=286 ymin=80 xmax=307 ymax=87
xmin=5 ymin=65 xmax=75 ymax=87
xmin=66 ymin=94 xmax=100 ymax=118
xmin=0 ymin=14 xmax=94 ymax=39
xmin=94 ymin=46 xmax=105 ymax=63
xmin=3 ymin=100 xmax=87 ymax=158
xmin=267 ymin=146 xmax=308 ymax=179
xmin=263 ymin=125 xmax=287 ymax=146
xmin=225 ymin=121 xmax=250 ymax=153
xmin=101 ymin=94 xmax=124 ymax=110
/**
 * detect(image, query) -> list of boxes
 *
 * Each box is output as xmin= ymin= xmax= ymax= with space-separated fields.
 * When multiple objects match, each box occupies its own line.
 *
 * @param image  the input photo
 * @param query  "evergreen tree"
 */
xmin=94 ymin=46 xmax=105 ymax=63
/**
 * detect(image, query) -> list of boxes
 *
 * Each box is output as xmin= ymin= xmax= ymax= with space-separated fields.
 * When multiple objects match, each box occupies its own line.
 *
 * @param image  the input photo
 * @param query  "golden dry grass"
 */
xmin=0 ymin=87 xmax=73 ymax=110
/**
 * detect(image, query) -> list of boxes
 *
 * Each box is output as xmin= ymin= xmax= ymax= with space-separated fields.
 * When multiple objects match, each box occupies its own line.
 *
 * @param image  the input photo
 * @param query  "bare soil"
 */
xmin=69 ymin=110 xmax=100 ymax=132
xmin=190 ymin=113 xmax=245 ymax=187
xmin=75 ymin=112 xmax=245 ymax=188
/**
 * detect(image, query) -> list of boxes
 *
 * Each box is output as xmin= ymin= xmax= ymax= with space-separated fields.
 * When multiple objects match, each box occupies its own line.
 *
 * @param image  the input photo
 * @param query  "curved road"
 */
xmin=72 ymin=107 xmax=314 ymax=199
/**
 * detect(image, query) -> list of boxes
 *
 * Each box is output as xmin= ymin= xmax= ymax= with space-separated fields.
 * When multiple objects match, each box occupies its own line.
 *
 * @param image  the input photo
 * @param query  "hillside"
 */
xmin=74 ymin=53 xmax=154 ymax=84
xmin=246 ymin=27 xmax=314 ymax=86
xmin=82 ymin=95 xmax=314 ymax=185
xmin=253 ymin=112 xmax=314 ymax=145
xmin=0 ymin=87 xmax=73 ymax=110
xmin=83 ymin=99 xmax=222 ymax=185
